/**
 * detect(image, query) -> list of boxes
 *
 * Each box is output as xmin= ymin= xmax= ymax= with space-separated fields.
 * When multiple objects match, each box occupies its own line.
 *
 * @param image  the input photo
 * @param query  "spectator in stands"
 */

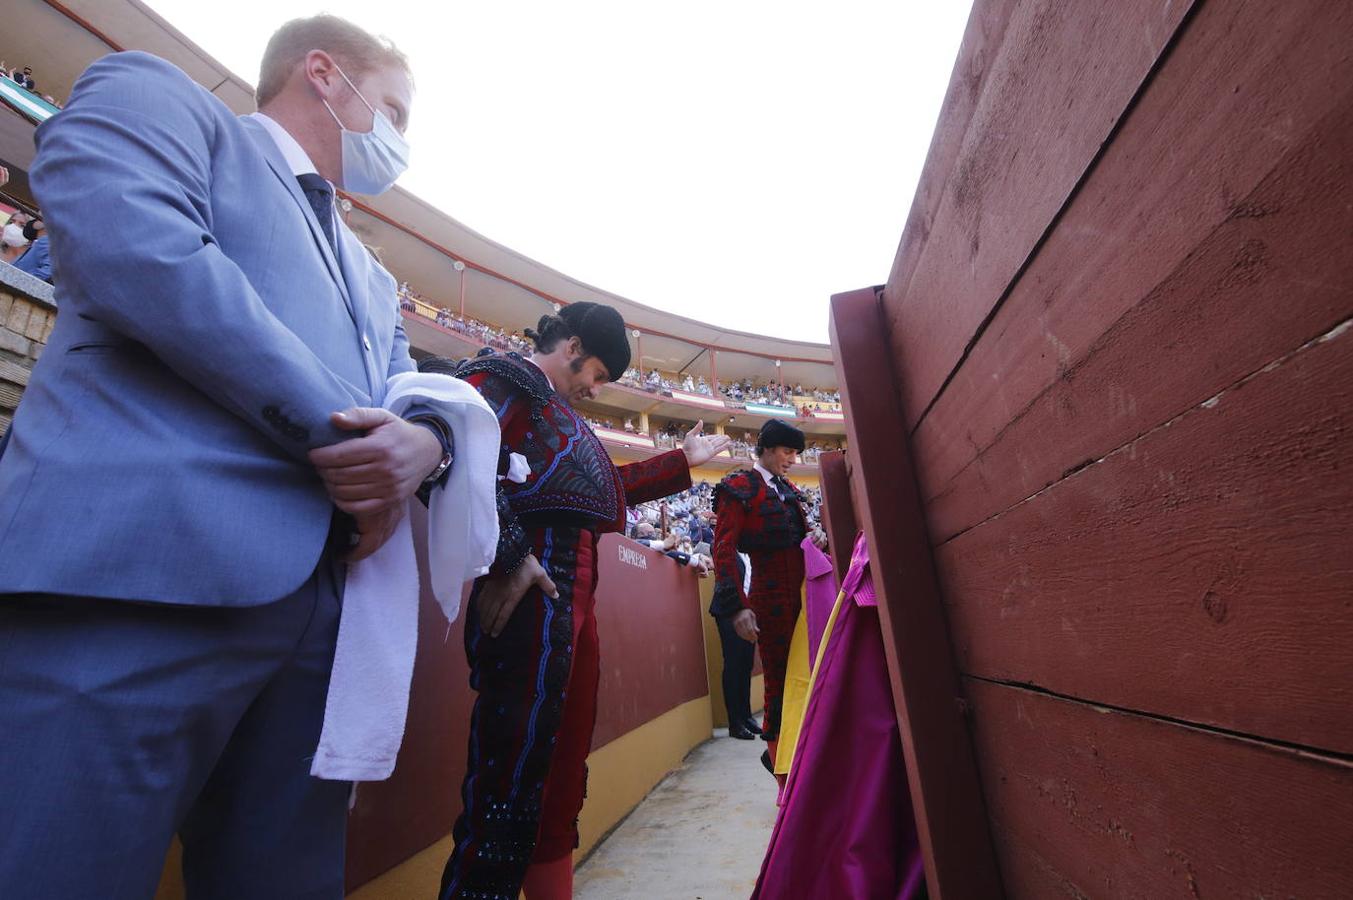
xmin=696 ymin=510 xmax=716 ymax=545
xmin=9 ymin=66 xmax=36 ymax=92
xmin=1 ymin=211 xmax=30 ymax=263
xmin=635 ymin=522 xmax=678 ymax=552
xmin=0 ymin=165 xmax=8 ymax=187
xmin=0 ymin=17 xmax=440 ymax=898
xmin=12 ymin=217 xmax=51 ymax=283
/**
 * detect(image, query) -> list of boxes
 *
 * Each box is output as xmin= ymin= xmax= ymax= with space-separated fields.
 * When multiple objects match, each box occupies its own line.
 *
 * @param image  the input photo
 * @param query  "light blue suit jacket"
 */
xmin=0 ymin=52 xmax=416 ymax=606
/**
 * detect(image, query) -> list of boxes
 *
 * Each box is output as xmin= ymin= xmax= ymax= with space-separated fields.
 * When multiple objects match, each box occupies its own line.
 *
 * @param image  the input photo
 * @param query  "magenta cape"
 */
xmin=752 ymin=533 xmax=926 ymax=900
xmin=801 ymin=536 xmax=836 ymax=666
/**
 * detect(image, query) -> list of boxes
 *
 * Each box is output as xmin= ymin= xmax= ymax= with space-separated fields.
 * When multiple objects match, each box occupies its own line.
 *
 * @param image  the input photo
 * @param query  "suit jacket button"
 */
xmin=362 ymin=334 xmax=372 ymax=352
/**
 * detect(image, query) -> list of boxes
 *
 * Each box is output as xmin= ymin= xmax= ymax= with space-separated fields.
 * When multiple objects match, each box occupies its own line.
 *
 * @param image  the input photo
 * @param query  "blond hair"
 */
xmin=256 ymin=14 xmax=409 ymax=108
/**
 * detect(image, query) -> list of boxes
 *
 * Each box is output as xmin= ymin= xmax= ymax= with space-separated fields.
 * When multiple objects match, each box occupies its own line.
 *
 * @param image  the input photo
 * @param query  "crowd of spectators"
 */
xmin=1 ymin=62 xmax=63 ymax=108
xmin=394 ymin=280 xmax=846 ymax=414
xmin=625 ymin=480 xmax=826 ymax=573
xmin=722 ymin=378 xmax=791 ymax=406
xmin=398 ymin=283 xmax=535 ymax=355
xmin=618 ymin=367 xmax=843 ymax=413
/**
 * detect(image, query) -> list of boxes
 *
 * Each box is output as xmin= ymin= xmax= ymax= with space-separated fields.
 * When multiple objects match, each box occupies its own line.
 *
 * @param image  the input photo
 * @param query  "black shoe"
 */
xmin=743 ymin=717 xmax=763 ymax=735
xmin=760 ymin=749 xmax=775 ymax=774
xmin=728 ymin=725 xmax=755 ymax=740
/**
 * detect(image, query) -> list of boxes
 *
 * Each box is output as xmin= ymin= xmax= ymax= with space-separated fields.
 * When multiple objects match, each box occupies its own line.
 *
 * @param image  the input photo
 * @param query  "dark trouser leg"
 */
xmin=0 ymin=552 xmax=347 ymax=900
xmin=179 ymin=554 xmax=350 ymax=900
xmin=716 ymin=612 xmax=755 ymax=726
xmin=442 ymin=528 xmax=578 ymax=900
xmin=748 ymin=549 xmax=806 ymax=742
xmin=534 ymin=532 xmax=598 ymax=863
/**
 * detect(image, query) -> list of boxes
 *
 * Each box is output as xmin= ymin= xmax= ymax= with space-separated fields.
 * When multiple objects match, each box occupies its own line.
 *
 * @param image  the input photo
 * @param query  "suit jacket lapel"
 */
xmin=335 ymin=223 xmax=371 ymax=352
xmin=239 ymin=117 xmax=359 ymax=328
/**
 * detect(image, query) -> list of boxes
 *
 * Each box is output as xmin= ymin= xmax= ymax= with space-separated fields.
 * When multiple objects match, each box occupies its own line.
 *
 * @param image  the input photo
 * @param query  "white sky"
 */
xmin=144 ymin=1 xmax=973 ymax=343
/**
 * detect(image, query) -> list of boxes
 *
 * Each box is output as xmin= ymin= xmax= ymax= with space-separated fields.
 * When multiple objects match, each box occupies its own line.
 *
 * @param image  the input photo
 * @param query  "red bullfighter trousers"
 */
xmin=746 ymin=545 xmax=806 ymax=740
xmin=441 ymin=527 xmax=599 ymax=900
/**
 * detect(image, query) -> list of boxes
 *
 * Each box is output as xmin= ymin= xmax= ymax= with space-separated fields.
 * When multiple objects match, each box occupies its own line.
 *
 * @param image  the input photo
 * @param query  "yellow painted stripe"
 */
xmin=347 ymin=695 xmax=714 ymax=899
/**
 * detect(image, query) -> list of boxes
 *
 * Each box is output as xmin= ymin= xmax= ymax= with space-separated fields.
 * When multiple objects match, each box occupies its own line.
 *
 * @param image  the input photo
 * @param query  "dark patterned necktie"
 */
xmin=296 ymin=173 xmax=337 ymax=257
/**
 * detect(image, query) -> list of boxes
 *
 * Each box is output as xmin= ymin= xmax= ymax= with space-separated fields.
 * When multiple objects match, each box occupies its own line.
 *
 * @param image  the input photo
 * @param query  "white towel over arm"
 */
xmin=311 ymin=371 xmax=500 ymax=782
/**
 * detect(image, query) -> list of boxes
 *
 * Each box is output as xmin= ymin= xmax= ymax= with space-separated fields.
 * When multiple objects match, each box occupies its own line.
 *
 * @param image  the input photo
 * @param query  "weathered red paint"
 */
xmin=591 ymin=534 xmax=710 ymax=748
xmin=831 ymin=287 xmax=1003 ymax=899
xmin=966 ymin=679 xmax=1353 ymax=899
xmin=938 ymin=322 xmax=1353 ymax=754
xmin=841 ymin=0 xmax=1353 ymax=895
xmin=914 ymin=0 xmax=1353 ymax=544
xmin=883 ymin=1 xmax=1195 ymax=426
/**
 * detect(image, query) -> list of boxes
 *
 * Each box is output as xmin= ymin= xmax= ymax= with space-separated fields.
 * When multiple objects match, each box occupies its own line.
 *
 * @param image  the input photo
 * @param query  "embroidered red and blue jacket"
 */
xmin=456 ymin=352 xmax=692 ymax=575
xmin=709 ymin=468 xmax=808 ymax=617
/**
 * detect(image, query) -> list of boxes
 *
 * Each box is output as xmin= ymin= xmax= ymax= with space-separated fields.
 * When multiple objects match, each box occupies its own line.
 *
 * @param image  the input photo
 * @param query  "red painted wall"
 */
xmin=836 ymin=1 xmax=1353 ymax=896
xmin=591 ymin=534 xmax=710 ymax=748
xmin=344 ymin=515 xmax=708 ymax=888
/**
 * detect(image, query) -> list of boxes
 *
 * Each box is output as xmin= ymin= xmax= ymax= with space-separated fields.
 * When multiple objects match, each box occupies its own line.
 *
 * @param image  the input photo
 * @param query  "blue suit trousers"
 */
xmin=0 ymin=552 xmax=349 ymax=899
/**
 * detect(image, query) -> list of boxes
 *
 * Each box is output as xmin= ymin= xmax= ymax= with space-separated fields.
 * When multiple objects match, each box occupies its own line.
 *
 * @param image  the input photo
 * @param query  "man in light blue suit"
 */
xmin=0 ymin=15 xmax=455 ymax=898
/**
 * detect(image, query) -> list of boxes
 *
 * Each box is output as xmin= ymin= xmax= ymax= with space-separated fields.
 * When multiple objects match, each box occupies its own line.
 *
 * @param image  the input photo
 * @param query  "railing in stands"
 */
xmin=0 ymin=78 xmax=60 ymax=125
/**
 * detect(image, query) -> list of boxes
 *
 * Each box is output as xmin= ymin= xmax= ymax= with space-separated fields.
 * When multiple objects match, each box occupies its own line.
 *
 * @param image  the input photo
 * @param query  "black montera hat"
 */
xmin=559 ymin=302 xmax=630 ymax=381
xmin=758 ymin=419 xmax=805 ymax=452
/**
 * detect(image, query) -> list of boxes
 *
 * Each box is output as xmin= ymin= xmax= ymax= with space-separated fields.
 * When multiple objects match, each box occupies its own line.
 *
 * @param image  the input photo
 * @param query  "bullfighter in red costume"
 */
xmin=710 ymin=419 xmax=808 ymax=771
xmin=426 ymin=302 xmax=730 ymax=900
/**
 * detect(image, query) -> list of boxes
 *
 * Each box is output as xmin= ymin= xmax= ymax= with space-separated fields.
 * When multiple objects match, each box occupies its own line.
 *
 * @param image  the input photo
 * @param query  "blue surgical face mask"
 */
xmin=321 ymin=64 xmax=410 ymax=195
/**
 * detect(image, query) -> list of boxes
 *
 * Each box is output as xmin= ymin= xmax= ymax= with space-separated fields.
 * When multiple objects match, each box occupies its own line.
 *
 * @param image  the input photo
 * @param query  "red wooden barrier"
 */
xmin=845 ymin=0 xmax=1353 ymax=895
xmin=830 ymin=287 xmax=1003 ymax=899
xmin=966 ymin=679 xmax=1353 ymax=899
xmin=816 ymin=450 xmax=858 ymax=585
xmin=591 ymin=534 xmax=708 ymax=748
xmin=884 ymin=0 xmax=1197 ymax=425
xmin=344 ymin=521 xmax=708 ymax=888
xmin=914 ymin=0 xmax=1353 ymax=544
xmin=938 ymin=319 xmax=1353 ymax=754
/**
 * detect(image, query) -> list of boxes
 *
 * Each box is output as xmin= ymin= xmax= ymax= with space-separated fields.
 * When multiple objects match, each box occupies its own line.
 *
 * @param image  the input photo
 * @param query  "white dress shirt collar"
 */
xmin=249 ymin=112 xmax=321 ymax=179
xmin=524 ymin=355 xmax=556 ymax=391
xmin=753 ymin=463 xmax=777 ymax=487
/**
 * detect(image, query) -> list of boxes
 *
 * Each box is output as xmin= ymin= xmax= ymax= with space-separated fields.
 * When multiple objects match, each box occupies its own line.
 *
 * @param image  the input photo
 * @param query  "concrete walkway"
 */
xmin=575 ymin=730 xmax=778 ymax=900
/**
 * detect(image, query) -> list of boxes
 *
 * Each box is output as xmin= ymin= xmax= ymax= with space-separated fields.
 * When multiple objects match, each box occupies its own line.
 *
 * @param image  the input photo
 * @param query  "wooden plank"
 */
xmin=816 ymin=449 xmax=858 ymax=585
xmin=913 ymin=0 xmax=1353 ymax=543
xmin=938 ymin=317 xmax=1353 ymax=755
xmin=884 ymin=0 xmax=1195 ymax=425
xmin=965 ymin=679 xmax=1353 ymax=899
xmin=885 ymin=0 xmax=1018 ymax=303
xmin=830 ymin=287 xmax=1002 ymax=899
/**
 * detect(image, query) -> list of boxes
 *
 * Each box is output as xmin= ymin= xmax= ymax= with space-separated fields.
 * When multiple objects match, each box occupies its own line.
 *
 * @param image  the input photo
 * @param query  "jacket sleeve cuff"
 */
xmin=489 ymin=492 xmax=531 ymax=576
xmin=709 ymin=582 xmax=747 ymax=619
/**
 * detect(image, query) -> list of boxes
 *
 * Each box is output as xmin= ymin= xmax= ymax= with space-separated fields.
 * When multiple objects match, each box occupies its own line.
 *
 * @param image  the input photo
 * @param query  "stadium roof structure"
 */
xmin=0 ymin=0 xmax=841 ymax=391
